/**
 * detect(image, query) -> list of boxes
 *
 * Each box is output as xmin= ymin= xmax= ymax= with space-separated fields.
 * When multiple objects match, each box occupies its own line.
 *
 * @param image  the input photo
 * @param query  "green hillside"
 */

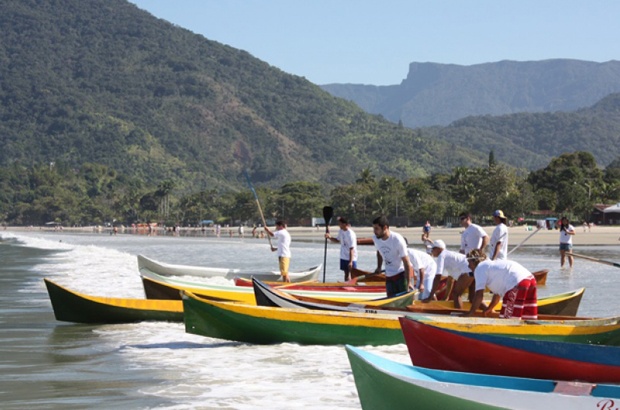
xmin=0 ymin=0 xmax=486 ymax=194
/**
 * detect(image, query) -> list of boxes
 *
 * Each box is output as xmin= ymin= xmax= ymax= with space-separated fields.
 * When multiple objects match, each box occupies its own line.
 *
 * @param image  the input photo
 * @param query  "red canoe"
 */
xmin=399 ymin=316 xmax=620 ymax=384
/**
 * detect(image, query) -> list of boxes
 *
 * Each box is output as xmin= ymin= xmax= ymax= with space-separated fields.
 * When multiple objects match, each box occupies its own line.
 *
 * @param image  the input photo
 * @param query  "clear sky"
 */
xmin=129 ymin=0 xmax=619 ymax=85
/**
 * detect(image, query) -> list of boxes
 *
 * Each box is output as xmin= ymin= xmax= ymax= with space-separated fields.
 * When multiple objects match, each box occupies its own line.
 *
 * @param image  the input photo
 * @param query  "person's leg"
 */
xmin=567 ymin=245 xmax=574 ymax=268
xmin=560 ymin=246 xmax=566 ymax=267
xmin=279 ymin=257 xmax=290 ymax=282
xmin=340 ymin=259 xmax=349 ymax=281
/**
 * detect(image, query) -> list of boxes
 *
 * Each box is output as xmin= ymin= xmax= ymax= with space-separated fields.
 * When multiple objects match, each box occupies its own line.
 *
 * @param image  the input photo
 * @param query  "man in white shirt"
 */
xmin=264 ymin=220 xmax=292 ymax=282
xmin=424 ymin=239 xmax=473 ymax=308
xmin=408 ymin=247 xmax=437 ymax=300
xmin=325 ymin=216 xmax=358 ymax=281
xmin=464 ymin=250 xmax=538 ymax=319
xmin=459 ymin=212 xmax=490 ymax=255
xmin=371 ymin=215 xmax=413 ymax=297
xmin=490 ymin=210 xmax=509 ymax=260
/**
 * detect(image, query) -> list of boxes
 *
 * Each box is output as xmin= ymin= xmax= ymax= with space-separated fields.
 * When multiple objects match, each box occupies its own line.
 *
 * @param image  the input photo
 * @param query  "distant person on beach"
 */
xmin=371 ymin=215 xmax=413 ymax=297
xmin=325 ymin=216 xmax=358 ymax=281
xmin=464 ymin=249 xmax=538 ymax=319
xmin=490 ymin=210 xmax=508 ymax=260
xmin=424 ymin=239 xmax=473 ymax=308
xmin=558 ymin=216 xmax=576 ymax=268
xmin=459 ymin=212 xmax=489 ymax=255
xmin=422 ymin=220 xmax=431 ymax=241
xmin=264 ymin=220 xmax=292 ymax=282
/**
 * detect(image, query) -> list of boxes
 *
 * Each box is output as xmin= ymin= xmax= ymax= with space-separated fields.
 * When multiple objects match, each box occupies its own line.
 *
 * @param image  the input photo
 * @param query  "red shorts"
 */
xmin=500 ymin=278 xmax=537 ymax=320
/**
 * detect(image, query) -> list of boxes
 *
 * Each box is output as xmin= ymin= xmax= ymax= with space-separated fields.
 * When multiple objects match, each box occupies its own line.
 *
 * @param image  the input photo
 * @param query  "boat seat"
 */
xmin=553 ymin=381 xmax=596 ymax=396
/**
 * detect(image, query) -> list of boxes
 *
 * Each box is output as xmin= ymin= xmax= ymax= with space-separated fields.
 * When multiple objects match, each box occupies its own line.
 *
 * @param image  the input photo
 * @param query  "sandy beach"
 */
xmin=286 ymin=224 xmax=620 ymax=247
xmin=5 ymin=224 xmax=620 ymax=247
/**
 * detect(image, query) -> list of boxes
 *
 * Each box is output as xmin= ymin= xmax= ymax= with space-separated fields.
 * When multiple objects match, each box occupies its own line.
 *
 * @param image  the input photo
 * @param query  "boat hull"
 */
xmin=345 ymin=345 xmax=620 ymax=410
xmin=182 ymin=291 xmax=404 ymax=345
xmin=400 ymin=317 xmax=620 ymax=383
xmin=404 ymin=314 xmax=620 ymax=345
xmin=44 ymin=278 xmax=183 ymax=324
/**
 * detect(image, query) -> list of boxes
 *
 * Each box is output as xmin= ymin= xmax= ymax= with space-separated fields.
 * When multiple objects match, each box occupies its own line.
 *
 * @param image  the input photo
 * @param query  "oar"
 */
xmin=322 ymin=206 xmax=334 ymax=283
xmin=572 ymin=253 xmax=620 ymax=268
xmin=507 ymin=225 xmax=542 ymax=256
xmin=243 ymin=171 xmax=273 ymax=248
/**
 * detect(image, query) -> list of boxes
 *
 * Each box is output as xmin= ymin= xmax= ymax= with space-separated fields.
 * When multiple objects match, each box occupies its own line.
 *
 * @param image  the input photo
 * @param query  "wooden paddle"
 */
xmin=507 ymin=225 xmax=542 ymax=256
xmin=572 ymin=252 xmax=620 ymax=268
xmin=243 ymin=171 xmax=273 ymax=249
xmin=322 ymin=206 xmax=334 ymax=283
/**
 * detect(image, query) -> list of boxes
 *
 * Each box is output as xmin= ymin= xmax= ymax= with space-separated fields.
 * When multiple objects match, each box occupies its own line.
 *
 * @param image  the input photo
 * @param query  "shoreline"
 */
xmin=4 ymin=224 xmax=620 ymax=247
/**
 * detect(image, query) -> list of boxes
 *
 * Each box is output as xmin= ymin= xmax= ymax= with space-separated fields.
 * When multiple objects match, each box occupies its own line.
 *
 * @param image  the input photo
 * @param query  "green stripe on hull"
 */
xmin=183 ymin=297 xmax=404 ymax=346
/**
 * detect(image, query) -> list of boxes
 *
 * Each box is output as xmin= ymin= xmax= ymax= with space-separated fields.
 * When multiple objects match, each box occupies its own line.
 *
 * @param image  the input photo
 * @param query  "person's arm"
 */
xmin=375 ymin=251 xmax=383 ymax=274
xmin=422 ymin=274 xmax=442 ymax=302
xmin=464 ymin=289 xmax=485 ymax=316
xmin=482 ymin=293 xmax=501 ymax=316
xmin=491 ymin=241 xmax=501 ymax=260
xmin=264 ymin=226 xmax=274 ymax=237
xmin=480 ymin=235 xmax=490 ymax=252
xmin=325 ymin=233 xmax=339 ymax=243
xmin=402 ymin=256 xmax=414 ymax=290
xmin=348 ymin=246 xmax=354 ymax=269
xmin=418 ymin=267 xmax=425 ymax=293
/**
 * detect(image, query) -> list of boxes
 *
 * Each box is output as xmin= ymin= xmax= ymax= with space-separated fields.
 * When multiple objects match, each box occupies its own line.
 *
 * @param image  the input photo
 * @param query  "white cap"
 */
xmin=432 ymin=239 xmax=446 ymax=249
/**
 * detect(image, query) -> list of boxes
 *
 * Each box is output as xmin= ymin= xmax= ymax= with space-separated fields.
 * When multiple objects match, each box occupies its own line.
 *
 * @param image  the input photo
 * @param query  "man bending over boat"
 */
xmin=371 ymin=215 xmax=414 ymax=297
xmin=423 ymin=239 xmax=473 ymax=308
xmin=464 ymin=250 xmax=538 ymax=319
xmin=264 ymin=221 xmax=292 ymax=283
xmin=407 ymin=246 xmax=437 ymax=300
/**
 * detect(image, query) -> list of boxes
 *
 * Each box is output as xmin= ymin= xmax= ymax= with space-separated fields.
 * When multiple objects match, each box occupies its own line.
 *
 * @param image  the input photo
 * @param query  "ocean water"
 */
xmin=1 ymin=229 xmax=619 ymax=409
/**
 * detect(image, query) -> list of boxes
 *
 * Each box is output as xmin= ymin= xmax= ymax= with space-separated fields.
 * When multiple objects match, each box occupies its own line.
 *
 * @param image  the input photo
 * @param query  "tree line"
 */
xmin=1 ymin=152 xmax=618 ymax=228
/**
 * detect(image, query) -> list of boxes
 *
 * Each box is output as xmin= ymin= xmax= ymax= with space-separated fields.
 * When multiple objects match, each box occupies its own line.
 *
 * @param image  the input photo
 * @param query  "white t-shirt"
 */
xmin=274 ymin=229 xmax=291 ymax=258
xmin=490 ymin=223 xmax=508 ymax=260
xmin=460 ymin=223 xmax=488 ymax=255
xmin=337 ymin=228 xmax=358 ymax=261
xmin=560 ymin=224 xmax=575 ymax=245
xmin=435 ymin=249 xmax=470 ymax=280
xmin=473 ymin=259 xmax=534 ymax=296
xmin=373 ymin=232 xmax=408 ymax=277
xmin=408 ymin=248 xmax=437 ymax=299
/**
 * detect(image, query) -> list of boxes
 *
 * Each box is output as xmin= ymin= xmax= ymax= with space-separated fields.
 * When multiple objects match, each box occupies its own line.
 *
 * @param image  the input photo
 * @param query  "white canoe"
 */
xmin=137 ymin=254 xmax=321 ymax=282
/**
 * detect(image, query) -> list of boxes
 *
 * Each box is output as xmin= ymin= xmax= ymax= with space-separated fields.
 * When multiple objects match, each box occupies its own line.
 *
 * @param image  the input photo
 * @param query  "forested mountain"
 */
xmin=430 ymin=93 xmax=620 ymax=169
xmin=0 ymin=0 xmax=486 ymax=194
xmin=321 ymin=60 xmax=620 ymax=128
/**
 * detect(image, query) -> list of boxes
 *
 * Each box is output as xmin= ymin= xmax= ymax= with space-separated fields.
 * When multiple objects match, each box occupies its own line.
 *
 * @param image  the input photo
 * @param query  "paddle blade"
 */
xmin=323 ymin=206 xmax=334 ymax=228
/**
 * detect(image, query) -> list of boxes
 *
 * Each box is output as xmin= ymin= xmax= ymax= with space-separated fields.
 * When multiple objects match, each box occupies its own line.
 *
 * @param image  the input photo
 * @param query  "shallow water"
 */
xmin=1 ymin=230 xmax=619 ymax=409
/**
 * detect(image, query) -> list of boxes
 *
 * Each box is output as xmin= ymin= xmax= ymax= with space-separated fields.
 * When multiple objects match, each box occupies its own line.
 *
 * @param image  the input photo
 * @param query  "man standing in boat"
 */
xmin=264 ymin=221 xmax=292 ymax=282
xmin=325 ymin=216 xmax=358 ymax=281
xmin=371 ymin=215 xmax=414 ymax=297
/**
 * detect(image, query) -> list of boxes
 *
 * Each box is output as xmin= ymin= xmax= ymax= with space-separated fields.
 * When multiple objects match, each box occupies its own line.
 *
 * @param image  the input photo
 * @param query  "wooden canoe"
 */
xmin=233 ymin=277 xmax=386 ymax=292
xmin=345 ymin=345 xmax=620 ymax=410
xmin=350 ymin=269 xmax=548 ymax=290
xmin=252 ymin=278 xmax=585 ymax=319
xmin=400 ymin=317 xmax=620 ymax=383
xmin=44 ymin=278 xmax=183 ymax=324
xmin=182 ymin=290 xmax=404 ymax=346
xmin=140 ymin=268 xmax=391 ymax=303
xmin=252 ymin=278 xmax=417 ymax=310
xmin=138 ymin=254 xmax=321 ymax=282
xmin=405 ymin=314 xmax=620 ymax=345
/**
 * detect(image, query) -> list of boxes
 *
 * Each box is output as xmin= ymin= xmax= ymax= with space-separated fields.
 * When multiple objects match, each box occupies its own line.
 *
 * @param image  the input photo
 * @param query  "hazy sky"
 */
xmin=130 ymin=1 xmax=619 ymax=85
